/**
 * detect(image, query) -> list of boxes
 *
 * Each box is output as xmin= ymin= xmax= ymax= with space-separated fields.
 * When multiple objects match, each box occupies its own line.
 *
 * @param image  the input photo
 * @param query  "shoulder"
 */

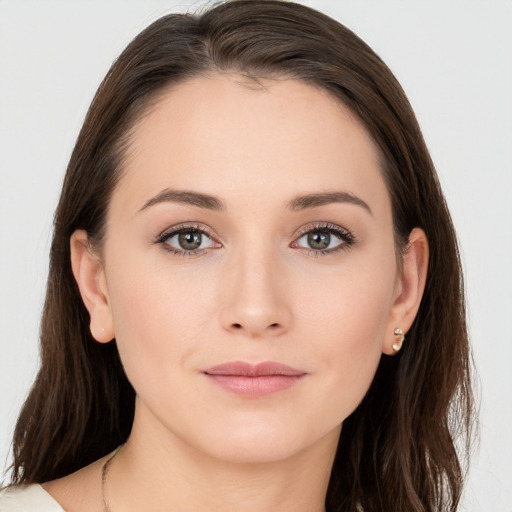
xmin=0 ymin=484 xmax=64 ymax=512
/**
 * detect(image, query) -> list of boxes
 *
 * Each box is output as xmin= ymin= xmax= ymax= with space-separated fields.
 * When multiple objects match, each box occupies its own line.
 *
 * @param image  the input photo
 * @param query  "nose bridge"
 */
xmin=220 ymin=232 xmax=290 ymax=337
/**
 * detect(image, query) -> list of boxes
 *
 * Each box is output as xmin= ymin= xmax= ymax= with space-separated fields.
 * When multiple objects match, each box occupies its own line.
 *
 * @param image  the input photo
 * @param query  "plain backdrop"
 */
xmin=1 ymin=1 xmax=511 ymax=510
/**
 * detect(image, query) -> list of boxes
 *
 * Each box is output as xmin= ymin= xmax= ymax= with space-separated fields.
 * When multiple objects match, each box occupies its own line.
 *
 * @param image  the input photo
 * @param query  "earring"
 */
xmin=393 ymin=328 xmax=405 ymax=352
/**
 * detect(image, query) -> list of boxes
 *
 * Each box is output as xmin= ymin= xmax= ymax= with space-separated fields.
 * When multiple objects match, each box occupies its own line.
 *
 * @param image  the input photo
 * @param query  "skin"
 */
xmin=44 ymin=75 xmax=428 ymax=512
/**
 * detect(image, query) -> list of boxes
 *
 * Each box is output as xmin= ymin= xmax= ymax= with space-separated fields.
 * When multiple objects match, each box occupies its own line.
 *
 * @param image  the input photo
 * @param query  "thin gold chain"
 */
xmin=101 ymin=448 xmax=120 ymax=512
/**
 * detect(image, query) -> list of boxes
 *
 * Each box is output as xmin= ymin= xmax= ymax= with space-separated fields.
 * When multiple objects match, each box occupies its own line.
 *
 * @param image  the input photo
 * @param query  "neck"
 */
xmin=105 ymin=404 xmax=339 ymax=512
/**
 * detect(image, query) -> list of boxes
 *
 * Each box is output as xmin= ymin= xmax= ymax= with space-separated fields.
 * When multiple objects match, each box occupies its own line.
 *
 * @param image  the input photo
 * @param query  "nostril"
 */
xmin=233 ymin=323 xmax=243 ymax=329
xmin=270 ymin=323 xmax=279 ymax=328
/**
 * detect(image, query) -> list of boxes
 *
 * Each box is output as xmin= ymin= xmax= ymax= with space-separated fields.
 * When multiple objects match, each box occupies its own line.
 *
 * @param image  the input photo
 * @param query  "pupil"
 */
xmin=308 ymin=231 xmax=330 ymax=250
xmin=179 ymin=231 xmax=202 ymax=250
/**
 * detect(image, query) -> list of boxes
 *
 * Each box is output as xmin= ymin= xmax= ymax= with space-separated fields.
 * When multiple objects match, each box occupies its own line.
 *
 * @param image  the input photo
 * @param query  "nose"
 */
xmin=219 ymin=246 xmax=292 ymax=338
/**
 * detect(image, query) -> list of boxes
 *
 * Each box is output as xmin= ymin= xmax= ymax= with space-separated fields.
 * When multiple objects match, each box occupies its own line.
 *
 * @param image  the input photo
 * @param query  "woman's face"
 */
xmin=90 ymin=75 xmax=404 ymax=462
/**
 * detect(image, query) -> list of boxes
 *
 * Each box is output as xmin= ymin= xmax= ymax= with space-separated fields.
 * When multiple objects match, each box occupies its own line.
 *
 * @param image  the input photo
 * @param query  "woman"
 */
xmin=0 ymin=1 xmax=474 ymax=511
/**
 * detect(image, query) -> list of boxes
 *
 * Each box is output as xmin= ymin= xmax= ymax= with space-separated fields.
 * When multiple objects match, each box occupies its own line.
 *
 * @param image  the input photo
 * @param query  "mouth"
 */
xmin=203 ymin=361 xmax=307 ymax=396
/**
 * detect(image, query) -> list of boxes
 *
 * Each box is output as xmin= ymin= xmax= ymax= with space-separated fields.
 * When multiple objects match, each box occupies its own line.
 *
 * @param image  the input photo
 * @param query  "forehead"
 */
xmin=113 ymin=74 xmax=389 ymax=217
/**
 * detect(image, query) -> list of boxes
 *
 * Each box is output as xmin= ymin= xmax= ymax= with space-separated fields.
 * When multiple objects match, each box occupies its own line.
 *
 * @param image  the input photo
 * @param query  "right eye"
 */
xmin=157 ymin=225 xmax=221 ymax=256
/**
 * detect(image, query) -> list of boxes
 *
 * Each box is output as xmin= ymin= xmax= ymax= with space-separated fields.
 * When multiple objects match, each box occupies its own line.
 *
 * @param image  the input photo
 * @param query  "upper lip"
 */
xmin=204 ymin=361 xmax=306 ymax=377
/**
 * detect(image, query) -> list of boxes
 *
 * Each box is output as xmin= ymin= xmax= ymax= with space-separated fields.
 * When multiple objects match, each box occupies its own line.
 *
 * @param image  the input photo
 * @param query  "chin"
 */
xmin=184 ymin=419 xmax=341 ymax=465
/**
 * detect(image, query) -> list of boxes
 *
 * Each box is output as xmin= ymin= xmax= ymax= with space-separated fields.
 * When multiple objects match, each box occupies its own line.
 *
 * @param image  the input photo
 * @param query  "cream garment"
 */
xmin=0 ymin=484 xmax=64 ymax=511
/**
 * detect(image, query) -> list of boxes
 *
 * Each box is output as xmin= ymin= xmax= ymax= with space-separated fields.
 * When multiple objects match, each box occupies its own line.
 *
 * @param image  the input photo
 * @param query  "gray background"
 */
xmin=1 ymin=1 xmax=511 ymax=510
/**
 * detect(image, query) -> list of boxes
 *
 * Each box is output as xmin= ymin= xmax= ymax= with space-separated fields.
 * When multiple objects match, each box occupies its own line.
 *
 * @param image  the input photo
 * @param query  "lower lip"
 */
xmin=205 ymin=374 xmax=305 ymax=396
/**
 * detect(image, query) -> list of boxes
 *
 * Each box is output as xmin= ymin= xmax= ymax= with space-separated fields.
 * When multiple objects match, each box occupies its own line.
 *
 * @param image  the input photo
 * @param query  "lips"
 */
xmin=203 ymin=361 xmax=307 ymax=396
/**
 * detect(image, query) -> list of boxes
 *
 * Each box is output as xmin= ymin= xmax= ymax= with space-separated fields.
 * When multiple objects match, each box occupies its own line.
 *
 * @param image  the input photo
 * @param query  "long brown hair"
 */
xmin=10 ymin=2 xmax=474 ymax=510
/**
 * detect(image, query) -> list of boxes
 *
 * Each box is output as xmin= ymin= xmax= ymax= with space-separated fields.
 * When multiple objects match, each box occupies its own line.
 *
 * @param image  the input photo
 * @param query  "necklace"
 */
xmin=101 ymin=448 xmax=120 ymax=512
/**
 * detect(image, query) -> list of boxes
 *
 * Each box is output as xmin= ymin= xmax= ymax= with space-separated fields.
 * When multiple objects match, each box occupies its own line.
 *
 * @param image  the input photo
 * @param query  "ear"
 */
xmin=383 ymin=227 xmax=429 ymax=355
xmin=70 ymin=229 xmax=114 ymax=343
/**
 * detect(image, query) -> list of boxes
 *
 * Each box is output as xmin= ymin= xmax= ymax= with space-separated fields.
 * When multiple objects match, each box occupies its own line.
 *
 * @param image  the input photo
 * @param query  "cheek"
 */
xmin=105 ymin=259 xmax=219 ymax=385
xmin=297 ymin=256 xmax=395 ymax=347
xmin=294 ymin=260 xmax=395 ymax=418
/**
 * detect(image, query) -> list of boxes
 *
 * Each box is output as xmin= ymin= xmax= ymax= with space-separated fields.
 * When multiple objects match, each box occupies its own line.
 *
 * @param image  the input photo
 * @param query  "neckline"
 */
xmin=1 ymin=483 xmax=65 ymax=510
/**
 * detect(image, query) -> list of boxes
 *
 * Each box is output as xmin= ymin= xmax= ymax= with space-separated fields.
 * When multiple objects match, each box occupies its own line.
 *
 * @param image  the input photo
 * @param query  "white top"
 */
xmin=0 ymin=484 xmax=64 ymax=511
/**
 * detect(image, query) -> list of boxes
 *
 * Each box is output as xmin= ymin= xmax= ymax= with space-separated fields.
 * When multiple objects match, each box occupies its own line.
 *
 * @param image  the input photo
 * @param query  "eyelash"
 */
xmin=156 ymin=222 xmax=356 ymax=258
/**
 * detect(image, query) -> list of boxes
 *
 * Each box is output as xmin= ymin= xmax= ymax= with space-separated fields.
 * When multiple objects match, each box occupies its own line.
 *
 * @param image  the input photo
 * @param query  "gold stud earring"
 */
xmin=393 ymin=328 xmax=405 ymax=352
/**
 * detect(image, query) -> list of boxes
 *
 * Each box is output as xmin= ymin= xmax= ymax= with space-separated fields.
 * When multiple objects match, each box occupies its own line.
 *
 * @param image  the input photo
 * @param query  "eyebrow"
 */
xmin=287 ymin=191 xmax=372 ymax=215
xmin=140 ymin=189 xmax=225 ymax=212
xmin=140 ymin=189 xmax=372 ymax=215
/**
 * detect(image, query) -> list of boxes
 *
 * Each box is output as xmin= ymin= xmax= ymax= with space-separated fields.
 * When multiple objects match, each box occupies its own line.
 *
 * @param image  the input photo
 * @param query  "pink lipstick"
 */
xmin=203 ymin=361 xmax=306 ymax=396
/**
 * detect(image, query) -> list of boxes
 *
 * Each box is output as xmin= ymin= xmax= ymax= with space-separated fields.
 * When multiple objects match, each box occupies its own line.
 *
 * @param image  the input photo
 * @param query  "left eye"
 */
xmin=164 ymin=229 xmax=217 ymax=251
xmin=293 ymin=228 xmax=351 ymax=252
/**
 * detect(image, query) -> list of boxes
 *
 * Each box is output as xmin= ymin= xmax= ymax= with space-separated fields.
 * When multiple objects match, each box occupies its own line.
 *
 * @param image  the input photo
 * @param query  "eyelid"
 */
xmin=292 ymin=222 xmax=354 ymax=240
xmin=157 ymin=222 xmax=218 ymax=242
